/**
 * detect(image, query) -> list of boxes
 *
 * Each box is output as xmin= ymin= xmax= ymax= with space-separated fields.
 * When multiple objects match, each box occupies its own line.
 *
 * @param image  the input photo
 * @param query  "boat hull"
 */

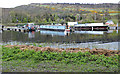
xmin=39 ymin=28 xmax=65 ymax=31
xmin=74 ymin=26 xmax=108 ymax=31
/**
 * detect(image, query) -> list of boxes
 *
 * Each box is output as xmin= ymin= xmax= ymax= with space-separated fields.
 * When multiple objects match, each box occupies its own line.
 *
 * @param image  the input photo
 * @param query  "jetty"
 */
xmin=0 ymin=23 xmax=36 ymax=32
xmin=2 ymin=26 xmax=28 ymax=32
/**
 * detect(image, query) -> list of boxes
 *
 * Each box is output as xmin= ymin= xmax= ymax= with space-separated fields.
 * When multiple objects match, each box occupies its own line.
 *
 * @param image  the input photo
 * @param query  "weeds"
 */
xmin=2 ymin=46 xmax=119 ymax=72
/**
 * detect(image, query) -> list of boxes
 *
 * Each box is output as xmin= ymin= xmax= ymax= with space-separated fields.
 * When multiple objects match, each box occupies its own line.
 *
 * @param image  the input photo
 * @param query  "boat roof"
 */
xmin=75 ymin=23 xmax=107 ymax=26
xmin=40 ymin=25 xmax=65 ymax=26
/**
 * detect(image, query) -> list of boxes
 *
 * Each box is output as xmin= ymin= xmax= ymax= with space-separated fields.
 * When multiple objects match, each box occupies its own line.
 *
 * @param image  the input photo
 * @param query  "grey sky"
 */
xmin=0 ymin=0 xmax=119 ymax=8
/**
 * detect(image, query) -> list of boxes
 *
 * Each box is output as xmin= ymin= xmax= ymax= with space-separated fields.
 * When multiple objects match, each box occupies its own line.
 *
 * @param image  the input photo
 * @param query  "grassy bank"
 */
xmin=2 ymin=46 xmax=119 ymax=72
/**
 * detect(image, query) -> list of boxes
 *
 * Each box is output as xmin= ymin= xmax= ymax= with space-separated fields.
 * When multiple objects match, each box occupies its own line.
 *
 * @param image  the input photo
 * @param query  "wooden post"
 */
xmin=117 ymin=23 xmax=118 ymax=30
xmin=92 ymin=27 xmax=93 ymax=31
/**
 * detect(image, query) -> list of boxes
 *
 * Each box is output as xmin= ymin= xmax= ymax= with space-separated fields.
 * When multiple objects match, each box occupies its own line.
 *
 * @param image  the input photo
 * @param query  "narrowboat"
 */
xmin=24 ymin=23 xmax=36 ymax=31
xmin=39 ymin=25 xmax=71 ymax=32
xmin=74 ymin=23 xmax=108 ymax=31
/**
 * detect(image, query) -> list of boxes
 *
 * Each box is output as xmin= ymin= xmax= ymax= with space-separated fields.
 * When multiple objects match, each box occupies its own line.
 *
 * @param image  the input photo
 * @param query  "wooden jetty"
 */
xmin=0 ymin=23 xmax=36 ymax=32
xmin=1 ymin=26 xmax=28 ymax=32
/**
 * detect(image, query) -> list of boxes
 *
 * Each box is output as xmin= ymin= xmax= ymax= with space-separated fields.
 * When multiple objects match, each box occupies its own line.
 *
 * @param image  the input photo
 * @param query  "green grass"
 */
xmin=2 ymin=46 xmax=119 ymax=72
xmin=0 ymin=45 xmax=2 ymax=72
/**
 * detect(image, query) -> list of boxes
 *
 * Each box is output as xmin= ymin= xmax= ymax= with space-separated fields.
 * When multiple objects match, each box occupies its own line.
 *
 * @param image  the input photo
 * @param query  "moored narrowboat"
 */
xmin=74 ymin=23 xmax=108 ymax=31
xmin=23 ymin=23 xmax=36 ymax=31
xmin=39 ymin=25 xmax=71 ymax=32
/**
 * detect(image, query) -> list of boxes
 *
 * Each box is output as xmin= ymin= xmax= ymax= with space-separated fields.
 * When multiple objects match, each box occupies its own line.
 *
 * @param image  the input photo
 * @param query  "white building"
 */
xmin=75 ymin=23 xmax=104 ymax=26
xmin=105 ymin=20 xmax=114 ymax=25
xmin=85 ymin=23 xmax=104 ymax=26
xmin=68 ymin=22 xmax=78 ymax=26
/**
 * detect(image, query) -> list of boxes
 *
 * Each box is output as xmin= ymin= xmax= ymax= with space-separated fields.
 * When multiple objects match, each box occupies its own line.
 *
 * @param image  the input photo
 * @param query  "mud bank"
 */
xmin=5 ymin=45 xmax=120 ymax=56
xmin=1 ymin=41 xmax=119 ymax=50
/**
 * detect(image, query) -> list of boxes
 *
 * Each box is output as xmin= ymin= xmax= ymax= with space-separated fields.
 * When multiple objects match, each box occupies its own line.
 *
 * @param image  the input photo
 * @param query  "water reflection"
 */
xmin=28 ymin=31 xmax=35 ymax=38
xmin=28 ymin=30 xmax=117 ymax=39
xmin=117 ymin=29 xmax=118 ymax=33
xmin=40 ymin=30 xmax=70 ymax=36
xmin=74 ymin=30 xmax=119 ymax=35
xmin=27 ymin=30 xmax=70 ymax=39
xmin=1 ymin=30 xmax=119 ymax=43
xmin=74 ymin=31 xmax=105 ymax=35
xmin=0 ymin=30 xmax=2 ymax=33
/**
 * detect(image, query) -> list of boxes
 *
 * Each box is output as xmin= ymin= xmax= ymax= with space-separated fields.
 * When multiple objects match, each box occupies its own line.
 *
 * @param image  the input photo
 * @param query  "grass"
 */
xmin=2 ymin=46 xmax=119 ymax=72
xmin=0 ymin=45 xmax=2 ymax=72
xmin=3 ymin=59 xmax=118 ymax=72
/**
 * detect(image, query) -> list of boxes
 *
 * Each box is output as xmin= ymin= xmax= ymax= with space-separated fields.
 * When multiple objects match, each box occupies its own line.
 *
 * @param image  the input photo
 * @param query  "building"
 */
xmin=68 ymin=22 xmax=78 ymax=26
xmin=105 ymin=20 xmax=114 ymax=25
xmin=75 ymin=23 xmax=104 ymax=26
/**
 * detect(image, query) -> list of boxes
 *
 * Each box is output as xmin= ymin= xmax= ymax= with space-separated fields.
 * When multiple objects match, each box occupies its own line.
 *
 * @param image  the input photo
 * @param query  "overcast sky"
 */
xmin=0 ymin=0 xmax=119 ymax=8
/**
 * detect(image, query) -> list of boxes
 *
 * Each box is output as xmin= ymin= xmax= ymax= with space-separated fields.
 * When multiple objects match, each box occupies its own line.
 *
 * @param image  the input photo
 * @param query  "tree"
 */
xmin=23 ymin=18 xmax=27 ymax=23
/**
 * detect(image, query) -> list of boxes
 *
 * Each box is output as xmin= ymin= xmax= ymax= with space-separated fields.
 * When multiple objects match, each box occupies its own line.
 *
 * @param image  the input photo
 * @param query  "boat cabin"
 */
xmin=27 ymin=23 xmax=35 ymax=31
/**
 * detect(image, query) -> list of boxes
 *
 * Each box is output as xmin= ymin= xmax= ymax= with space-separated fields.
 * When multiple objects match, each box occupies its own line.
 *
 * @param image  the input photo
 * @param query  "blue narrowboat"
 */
xmin=39 ymin=25 xmax=71 ymax=32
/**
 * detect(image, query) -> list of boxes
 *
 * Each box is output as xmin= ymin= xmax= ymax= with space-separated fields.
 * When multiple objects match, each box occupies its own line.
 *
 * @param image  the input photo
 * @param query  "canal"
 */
xmin=0 ymin=30 xmax=119 ymax=50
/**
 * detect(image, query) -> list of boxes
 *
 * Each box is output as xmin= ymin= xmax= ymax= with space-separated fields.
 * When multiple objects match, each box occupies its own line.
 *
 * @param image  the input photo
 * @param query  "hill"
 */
xmin=1 ymin=3 xmax=119 ymax=25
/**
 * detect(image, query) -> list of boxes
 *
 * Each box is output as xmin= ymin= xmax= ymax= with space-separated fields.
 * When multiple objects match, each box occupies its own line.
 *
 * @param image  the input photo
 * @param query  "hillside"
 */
xmin=1 ymin=3 xmax=119 ymax=25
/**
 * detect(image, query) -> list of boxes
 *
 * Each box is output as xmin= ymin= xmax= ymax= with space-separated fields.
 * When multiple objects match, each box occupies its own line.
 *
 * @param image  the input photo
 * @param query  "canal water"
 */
xmin=0 ymin=30 xmax=119 ymax=50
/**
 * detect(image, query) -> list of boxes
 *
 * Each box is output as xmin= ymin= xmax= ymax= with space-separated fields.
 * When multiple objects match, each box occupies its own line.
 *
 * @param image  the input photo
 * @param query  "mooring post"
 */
xmin=19 ymin=29 xmax=21 ymax=32
xmin=117 ymin=23 xmax=118 ymax=30
xmin=92 ymin=27 xmax=93 ymax=31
